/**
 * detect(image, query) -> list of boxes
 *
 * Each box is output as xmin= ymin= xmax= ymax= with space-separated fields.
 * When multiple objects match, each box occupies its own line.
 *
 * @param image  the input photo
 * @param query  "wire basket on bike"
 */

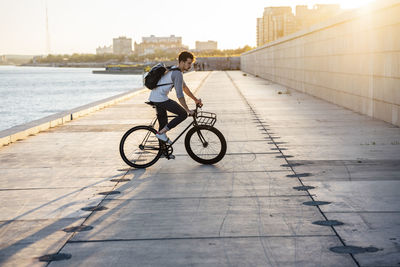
xmin=196 ymin=111 xmax=217 ymax=127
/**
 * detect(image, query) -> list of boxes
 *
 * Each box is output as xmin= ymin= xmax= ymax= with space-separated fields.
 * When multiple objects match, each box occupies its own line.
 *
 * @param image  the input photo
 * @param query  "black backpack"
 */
xmin=144 ymin=63 xmax=180 ymax=89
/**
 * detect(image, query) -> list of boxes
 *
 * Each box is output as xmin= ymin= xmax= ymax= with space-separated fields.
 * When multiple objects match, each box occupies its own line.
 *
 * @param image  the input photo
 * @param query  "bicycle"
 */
xmin=119 ymin=101 xmax=227 ymax=168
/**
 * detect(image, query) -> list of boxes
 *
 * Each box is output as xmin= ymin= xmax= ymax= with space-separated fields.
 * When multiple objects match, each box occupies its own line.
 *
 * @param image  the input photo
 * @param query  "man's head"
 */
xmin=178 ymin=51 xmax=195 ymax=72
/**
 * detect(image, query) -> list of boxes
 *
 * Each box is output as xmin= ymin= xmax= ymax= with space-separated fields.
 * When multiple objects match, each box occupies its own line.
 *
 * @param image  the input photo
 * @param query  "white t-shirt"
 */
xmin=148 ymin=67 xmax=186 ymax=102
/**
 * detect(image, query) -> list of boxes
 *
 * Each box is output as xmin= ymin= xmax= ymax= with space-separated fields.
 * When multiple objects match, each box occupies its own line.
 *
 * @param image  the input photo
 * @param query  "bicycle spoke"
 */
xmin=120 ymin=126 xmax=161 ymax=168
xmin=189 ymin=128 xmax=222 ymax=160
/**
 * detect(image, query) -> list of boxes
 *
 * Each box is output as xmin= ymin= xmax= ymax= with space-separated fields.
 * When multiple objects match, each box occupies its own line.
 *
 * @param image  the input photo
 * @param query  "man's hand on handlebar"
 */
xmin=195 ymin=98 xmax=203 ymax=108
xmin=188 ymin=110 xmax=195 ymax=116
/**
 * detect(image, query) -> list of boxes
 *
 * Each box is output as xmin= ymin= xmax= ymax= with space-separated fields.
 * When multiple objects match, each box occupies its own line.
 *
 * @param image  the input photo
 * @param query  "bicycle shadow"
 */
xmin=0 ymin=168 xmax=147 ymax=265
xmin=0 ymin=159 xmax=229 ymax=265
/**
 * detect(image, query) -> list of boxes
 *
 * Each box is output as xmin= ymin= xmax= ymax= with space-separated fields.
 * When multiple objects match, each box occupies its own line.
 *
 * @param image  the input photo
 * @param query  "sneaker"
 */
xmin=160 ymin=154 xmax=175 ymax=160
xmin=156 ymin=132 xmax=172 ymax=144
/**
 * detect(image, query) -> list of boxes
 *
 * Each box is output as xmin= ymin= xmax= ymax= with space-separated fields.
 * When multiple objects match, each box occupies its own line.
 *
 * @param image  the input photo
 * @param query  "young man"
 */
xmin=149 ymin=51 xmax=203 ymax=144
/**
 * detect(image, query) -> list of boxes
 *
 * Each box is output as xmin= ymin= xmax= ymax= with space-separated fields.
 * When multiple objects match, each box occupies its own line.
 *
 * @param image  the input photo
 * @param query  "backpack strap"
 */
xmin=156 ymin=66 xmax=181 ymax=87
xmin=167 ymin=66 xmax=181 ymax=72
xmin=156 ymin=82 xmax=174 ymax=87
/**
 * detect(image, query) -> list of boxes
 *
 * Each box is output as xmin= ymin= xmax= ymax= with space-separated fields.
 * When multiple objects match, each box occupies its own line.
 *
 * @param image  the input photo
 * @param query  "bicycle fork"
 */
xmin=195 ymin=129 xmax=208 ymax=148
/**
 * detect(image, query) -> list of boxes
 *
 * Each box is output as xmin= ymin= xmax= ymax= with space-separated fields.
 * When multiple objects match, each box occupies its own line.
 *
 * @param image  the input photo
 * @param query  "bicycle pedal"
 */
xmin=167 ymin=155 xmax=176 ymax=160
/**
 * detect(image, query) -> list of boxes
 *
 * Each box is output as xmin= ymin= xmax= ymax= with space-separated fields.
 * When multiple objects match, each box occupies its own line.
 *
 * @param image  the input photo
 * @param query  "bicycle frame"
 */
xmin=119 ymin=103 xmax=225 ymax=167
xmin=148 ymin=114 xmax=202 ymax=146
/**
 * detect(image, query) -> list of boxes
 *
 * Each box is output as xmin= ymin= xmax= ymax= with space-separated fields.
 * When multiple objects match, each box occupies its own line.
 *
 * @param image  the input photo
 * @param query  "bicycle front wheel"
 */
xmin=185 ymin=125 xmax=227 ymax=164
xmin=119 ymin=125 xmax=162 ymax=168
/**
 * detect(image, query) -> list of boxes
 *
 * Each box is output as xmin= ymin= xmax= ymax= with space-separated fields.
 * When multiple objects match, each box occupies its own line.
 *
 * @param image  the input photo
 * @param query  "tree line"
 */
xmin=195 ymin=45 xmax=253 ymax=57
xmin=31 ymin=46 xmax=254 ymax=63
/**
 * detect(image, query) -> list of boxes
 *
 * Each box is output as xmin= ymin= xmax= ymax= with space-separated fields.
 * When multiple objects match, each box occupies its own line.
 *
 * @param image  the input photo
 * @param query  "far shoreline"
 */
xmin=1 ymin=63 xmax=104 ymax=68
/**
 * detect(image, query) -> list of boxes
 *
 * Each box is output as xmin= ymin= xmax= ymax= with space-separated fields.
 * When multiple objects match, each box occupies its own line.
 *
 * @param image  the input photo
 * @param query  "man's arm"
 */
xmin=178 ymin=97 xmax=190 ymax=113
xmin=171 ymin=71 xmax=193 ymax=114
xmin=183 ymin=83 xmax=202 ymax=107
xmin=172 ymin=71 xmax=201 ymax=113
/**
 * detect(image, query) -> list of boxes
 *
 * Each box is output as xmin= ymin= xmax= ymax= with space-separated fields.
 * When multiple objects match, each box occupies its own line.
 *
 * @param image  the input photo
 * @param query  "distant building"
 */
xmin=257 ymin=7 xmax=295 ymax=47
xmin=113 ymin=36 xmax=132 ymax=55
xmin=134 ymin=35 xmax=188 ymax=56
xmin=256 ymin=4 xmax=342 ymax=47
xmin=0 ymin=55 xmax=6 ymax=63
xmin=96 ymin=45 xmax=113 ymax=55
xmin=195 ymin=40 xmax=218 ymax=51
xmin=256 ymin=18 xmax=264 ymax=48
xmin=295 ymin=4 xmax=341 ymax=31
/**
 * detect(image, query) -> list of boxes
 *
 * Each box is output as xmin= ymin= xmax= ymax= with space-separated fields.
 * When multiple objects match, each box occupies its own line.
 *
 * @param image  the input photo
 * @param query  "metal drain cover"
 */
xmin=313 ymin=220 xmax=344 ymax=226
xmin=39 ymin=253 xmax=72 ymax=262
xmin=281 ymin=163 xmax=303 ymax=167
xmin=303 ymin=201 xmax=331 ymax=206
xmin=271 ymin=148 xmax=288 ymax=150
xmin=110 ymin=179 xmax=130 ymax=182
xmin=63 ymin=225 xmax=93 ymax=232
xmin=276 ymin=155 xmax=294 ymax=158
xmin=286 ymin=173 xmax=312 ymax=178
xmin=98 ymin=191 xmax=120 ymax=195
xmin=330 ymin=246 xmax=379 ymax=254
xmin=293 ymin=186 xmax=315 ymax=191
xmin=81 ymin=206 xmax=108 ymax=211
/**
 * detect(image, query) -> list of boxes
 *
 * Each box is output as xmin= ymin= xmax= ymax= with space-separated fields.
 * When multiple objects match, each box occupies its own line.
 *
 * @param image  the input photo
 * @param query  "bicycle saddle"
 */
xmin=145 ymin=101 xmax=156 ymax=107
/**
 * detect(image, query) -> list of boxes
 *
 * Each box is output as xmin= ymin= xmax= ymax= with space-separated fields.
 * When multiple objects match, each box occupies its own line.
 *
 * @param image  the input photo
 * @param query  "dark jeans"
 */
xmin=154 ymin=99 xmax=187 ymax=131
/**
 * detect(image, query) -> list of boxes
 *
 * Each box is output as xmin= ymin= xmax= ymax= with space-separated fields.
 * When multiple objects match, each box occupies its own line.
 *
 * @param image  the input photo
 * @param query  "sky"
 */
xmin=0 ymin=0 xmax=376 ymax=55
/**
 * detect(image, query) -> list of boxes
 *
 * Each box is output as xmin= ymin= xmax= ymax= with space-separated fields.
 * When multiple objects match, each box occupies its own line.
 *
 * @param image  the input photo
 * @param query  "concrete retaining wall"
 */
xmin=0 ymin=88 xmax=147 ymax=147
xmin=241 ymin=0 xmax=400 ymax=126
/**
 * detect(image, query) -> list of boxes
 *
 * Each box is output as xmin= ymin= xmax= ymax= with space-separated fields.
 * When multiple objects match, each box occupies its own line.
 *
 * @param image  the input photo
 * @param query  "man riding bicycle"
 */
xmin=149 ymin=51 xmax=203 ymax=144
xmin=119 ymin=52 xmax=226 ymax=167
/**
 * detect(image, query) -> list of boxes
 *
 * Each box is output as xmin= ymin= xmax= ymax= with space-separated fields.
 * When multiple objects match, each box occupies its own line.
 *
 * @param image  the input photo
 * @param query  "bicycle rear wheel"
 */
xmin=119 ymin=125 xmax=162 ymax=168
xmin=185 ymin=125 xmax=227 ymax=164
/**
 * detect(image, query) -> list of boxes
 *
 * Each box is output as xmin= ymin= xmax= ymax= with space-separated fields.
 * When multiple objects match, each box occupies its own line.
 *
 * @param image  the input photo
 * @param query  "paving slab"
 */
xmin=324 ymin=213 xmax=400 ymax=266
xmin=0 ymin=167 xmax=128 ymax=189
xmin=70 ymin=196 xmax=332 ymax=242
xmin=139 ymin=153 xmax=290 ymax=175
xmin=0 ymin=186 xmax=110 ymax=220
xmin=49 ymin=236 xmax=354 ymax=267
xmin=105 ymin=171 xmax=307 ymax=200
xmin=286 ymin=159 xmax=400 ymax=181
xmin=0 ymin=218 xmax=85 ymax=267
xmin=311 ymin=180 xmax=400 ymax=212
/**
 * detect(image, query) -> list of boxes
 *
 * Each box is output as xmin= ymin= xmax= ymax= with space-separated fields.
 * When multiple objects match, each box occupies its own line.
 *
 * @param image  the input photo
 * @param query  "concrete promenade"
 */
xmin=0 ymin=71 xmax=399 ymax=266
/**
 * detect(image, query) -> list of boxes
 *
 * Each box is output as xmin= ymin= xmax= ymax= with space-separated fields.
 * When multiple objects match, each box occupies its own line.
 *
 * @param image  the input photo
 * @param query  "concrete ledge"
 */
xmin=0 ymin=88 xmax=147 ymax=147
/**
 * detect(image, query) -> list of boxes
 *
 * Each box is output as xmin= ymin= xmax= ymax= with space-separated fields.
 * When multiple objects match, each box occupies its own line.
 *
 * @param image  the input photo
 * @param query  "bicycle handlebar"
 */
xmin=190 ymin=100 xmax=202 ymax=117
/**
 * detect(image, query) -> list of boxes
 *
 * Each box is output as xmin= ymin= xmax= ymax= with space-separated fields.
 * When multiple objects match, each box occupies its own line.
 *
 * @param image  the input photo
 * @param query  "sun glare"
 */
xmin=332 ymin=0 xmax=376 ymax=9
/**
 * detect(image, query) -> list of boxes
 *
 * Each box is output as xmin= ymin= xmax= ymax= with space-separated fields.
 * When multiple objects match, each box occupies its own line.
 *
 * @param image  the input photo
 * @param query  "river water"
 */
xmin=0 ymin=66 xmax=143 ymax=132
